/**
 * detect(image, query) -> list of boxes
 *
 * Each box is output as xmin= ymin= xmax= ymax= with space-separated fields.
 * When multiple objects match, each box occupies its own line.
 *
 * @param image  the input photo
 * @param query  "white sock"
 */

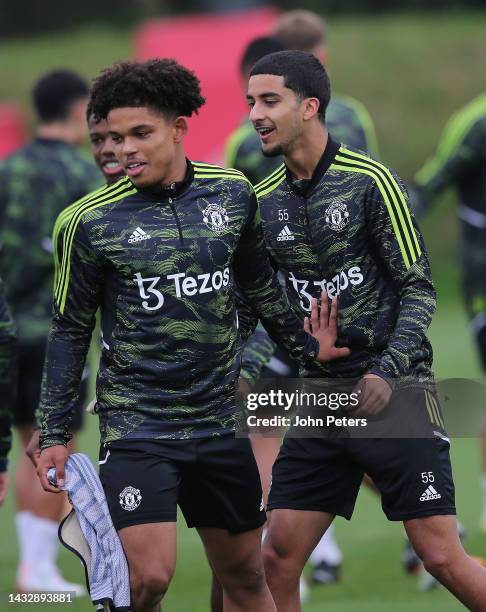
xmin=16 ymin=511 xmax=35 ymax=572
xmin=310 ymin=524 xmax=343 ymax=567
xmin=29 ymin=515 xmax=60 ymax=575
xmin=481 ymin=476 xmax=486 ymax=518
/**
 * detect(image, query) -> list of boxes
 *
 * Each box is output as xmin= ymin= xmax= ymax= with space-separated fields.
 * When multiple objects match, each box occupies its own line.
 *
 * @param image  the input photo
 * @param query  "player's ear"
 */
xmin=302 ymin=97 xmax=320 ymax=122
xmin=173 ymin=116 xmax=188 ymax=143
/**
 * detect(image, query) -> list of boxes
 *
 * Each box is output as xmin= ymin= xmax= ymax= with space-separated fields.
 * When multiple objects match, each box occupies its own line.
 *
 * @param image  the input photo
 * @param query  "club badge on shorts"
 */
xmin=119 ymin=486 xmax=142 ymax=511
xmin=203 ymin=203 xmax=229 ymax=233
xmin=325 ymin=202 xmax=350 ymax=232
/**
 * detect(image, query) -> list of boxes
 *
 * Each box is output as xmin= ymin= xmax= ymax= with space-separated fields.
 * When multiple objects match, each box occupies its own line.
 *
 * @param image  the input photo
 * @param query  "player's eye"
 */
xmin=111 ymin=135 xmax=122 ymax=144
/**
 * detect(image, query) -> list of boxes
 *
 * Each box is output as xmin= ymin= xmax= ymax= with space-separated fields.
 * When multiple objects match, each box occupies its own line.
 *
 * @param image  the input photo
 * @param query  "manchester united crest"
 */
xmin=119 ymin=486 xmax=142 ymax=511
xmin=203 ymin=203 xmax=229 ymax=233
xmin=325 ymin=202 xmax=350 ymax=232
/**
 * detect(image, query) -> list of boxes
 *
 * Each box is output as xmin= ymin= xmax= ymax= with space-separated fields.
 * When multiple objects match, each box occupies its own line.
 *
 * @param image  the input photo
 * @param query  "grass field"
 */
xmin=0 ymin=297 xmax=483 ymax=612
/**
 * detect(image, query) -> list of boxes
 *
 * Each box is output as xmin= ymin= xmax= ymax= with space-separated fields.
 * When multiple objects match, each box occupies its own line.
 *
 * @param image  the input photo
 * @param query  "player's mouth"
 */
xmin=102 ymin=159 xmax=124 ymax=177
xmin=256 ymin=126 xmax=276 ymax=143
xmin=125 ymin=161 xmax=147 ymax=177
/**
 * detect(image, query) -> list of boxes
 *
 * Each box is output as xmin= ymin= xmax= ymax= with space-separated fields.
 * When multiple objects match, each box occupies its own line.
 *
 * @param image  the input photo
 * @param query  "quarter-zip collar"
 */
xmin=136 ymin=158 xmax=194 ymax=202
xmin=286 ymin=136 xmax=340 ymax=197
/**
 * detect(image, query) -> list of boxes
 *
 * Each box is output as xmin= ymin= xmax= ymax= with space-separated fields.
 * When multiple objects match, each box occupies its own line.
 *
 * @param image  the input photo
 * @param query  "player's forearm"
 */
xmin=0 ymin=327 xmax=17 ymax=471
xmin=234 ymin=287 xmax=259 ymax=343
xmin=38 ymin=319 xmax=93 ymax=450
xmin=240 ymin=324 xmax=276 ymax=387
xmin=238 ymin=274 xmax=318 ymax=362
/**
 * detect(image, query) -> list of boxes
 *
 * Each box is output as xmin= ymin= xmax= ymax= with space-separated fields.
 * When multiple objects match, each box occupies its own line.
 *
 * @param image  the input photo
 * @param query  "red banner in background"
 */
xmin=134 ymin=7 xmax=278 ymax=164
xmin=0 ymin=104 xmax=26 ymax=159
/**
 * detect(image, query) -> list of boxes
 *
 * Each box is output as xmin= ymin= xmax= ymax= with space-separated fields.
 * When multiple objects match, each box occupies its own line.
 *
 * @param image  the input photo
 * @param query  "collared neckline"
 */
xmin=286 ymin=136 xmax=340 ymax=197
xmin=136 ymin=159 xmax=194 ymax=201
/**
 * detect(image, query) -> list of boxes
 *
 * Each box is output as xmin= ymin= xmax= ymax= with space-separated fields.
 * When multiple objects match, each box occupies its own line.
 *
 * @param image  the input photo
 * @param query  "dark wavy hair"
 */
xmin=250 ymin=50 xmax=330 ymax=123
xmin=89 ymin=59 xmax=206 ymax=120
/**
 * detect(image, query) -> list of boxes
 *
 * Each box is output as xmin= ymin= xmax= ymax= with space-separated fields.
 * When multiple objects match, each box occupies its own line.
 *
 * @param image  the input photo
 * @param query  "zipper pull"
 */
xmin=168 ymin=197 xmax=173 ymax=204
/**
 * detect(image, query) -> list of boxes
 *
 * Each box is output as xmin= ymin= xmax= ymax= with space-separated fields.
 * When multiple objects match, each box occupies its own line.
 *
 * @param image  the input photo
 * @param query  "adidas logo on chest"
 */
xmin=128 ymin=227 xmax=152 ymax=244
xmin=277 ymin=225 xmax=295 ymax=242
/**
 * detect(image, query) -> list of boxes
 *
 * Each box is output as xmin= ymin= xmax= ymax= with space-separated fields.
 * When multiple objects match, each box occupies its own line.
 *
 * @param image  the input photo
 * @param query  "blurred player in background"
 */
xmin=0 ymin=290 xmax=17 ymax=506
xmin=410 ymin=93 xmax=486 ymax=530
xmin=225 ymin=36 xmax=287 ymax=185
xmin=0 ymin=69 xmax=101 ymax=593
xmin=226 ymin=10 xmax=379 ymax=182
xmin=87 ymin=106 xmax=125 ymax=185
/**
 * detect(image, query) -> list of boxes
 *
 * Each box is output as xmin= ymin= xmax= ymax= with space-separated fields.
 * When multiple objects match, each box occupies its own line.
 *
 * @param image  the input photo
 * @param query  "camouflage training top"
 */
xmin=225 ymin=94 xmax=379 ymax=185
xmin=0 ymin=282 xmax=17 ymax=470
xmin=39 ymin=162 xmax=318 ymax=449
xmin=255 ymin=138 xmax=435 ymax=381
xmin=412 ymin=93 xmax=486 ymax=228
xmin=0 ymin=138 xmax=102 ymax=342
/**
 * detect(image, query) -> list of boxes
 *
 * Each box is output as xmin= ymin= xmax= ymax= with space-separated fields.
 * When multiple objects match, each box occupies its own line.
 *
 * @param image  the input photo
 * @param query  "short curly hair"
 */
xmin=89 ymin=59 xmax=206 ymax=120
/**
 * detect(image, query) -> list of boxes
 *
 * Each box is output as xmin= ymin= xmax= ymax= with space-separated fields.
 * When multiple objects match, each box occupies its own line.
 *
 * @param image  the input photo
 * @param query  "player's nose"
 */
xmin=249 ymin=102 xmax=265 ymax=125
xmin=121 ymin=136 xmax=138 ymax=157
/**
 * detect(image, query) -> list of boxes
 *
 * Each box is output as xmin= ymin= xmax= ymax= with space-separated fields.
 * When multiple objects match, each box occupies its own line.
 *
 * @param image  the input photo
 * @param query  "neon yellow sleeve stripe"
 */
xmin=416 ymin=94 xmax=486 ymax=185
xmin=337 ymin=94 xmax=380 ymax=157
xmin=254 ymin=164 xmax=285 ymax=192
xmin=255 ymin=173 xmax=286 ymax=199
xmin=337 ymin=147 xmax=421 ymax=259
xmin=56 ymin=180 xmax=135 ymax=297
xmin=56 ymin=182 xmax=137 ymax=313
xmin=331 ymin=162 xmax=413 ymax=269
xmin=193 ymin=161 xmax=245 ymax=174
xmin=52 ymin=184 xmax=108 ymax=290
xmin=193 ymin=162 xmax=244 ymax=174
xmin=224 ymin=122 xmax=254 ymax=167
xmin=55 ymin=178 xmax=133 ymax=300
xmin=194 ymin=172 xmax=251 ymax=186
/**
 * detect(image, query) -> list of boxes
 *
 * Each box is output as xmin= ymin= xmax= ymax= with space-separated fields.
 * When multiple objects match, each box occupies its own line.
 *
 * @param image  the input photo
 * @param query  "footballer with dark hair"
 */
xmin=247 ymin=50 xmax=486 ymax=611
xmin=36 ymin=58 xmax=348 ymax=612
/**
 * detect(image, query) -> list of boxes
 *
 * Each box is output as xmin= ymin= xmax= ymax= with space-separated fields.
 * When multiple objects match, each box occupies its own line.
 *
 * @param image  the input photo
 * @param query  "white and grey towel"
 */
xmin=48 ymin=453 xmax=130 ymax=611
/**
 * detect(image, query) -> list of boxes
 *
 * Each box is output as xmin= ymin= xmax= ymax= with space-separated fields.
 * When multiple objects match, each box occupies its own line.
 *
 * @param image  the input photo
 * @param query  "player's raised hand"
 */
xmin=304 ymin=291 xmax=351 ymax=362
xmin=37 ymin=445 xmax=68 ymax=493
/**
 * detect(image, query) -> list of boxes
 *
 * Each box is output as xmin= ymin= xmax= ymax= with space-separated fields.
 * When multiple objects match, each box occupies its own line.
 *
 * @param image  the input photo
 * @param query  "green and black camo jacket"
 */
xmin=39 ymin=162 xmax=318 ymax=449
xmin=255 ymin=139 xmax=435 ymax=382
xmin=0 ymin=138 xmax=102 ymax=343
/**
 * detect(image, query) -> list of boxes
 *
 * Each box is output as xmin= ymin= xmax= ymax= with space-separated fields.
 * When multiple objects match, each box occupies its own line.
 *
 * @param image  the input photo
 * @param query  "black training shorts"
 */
xmin=99 ymin=435 xmax=266 ymax=533
xmin=268 ymin=388 xmax=455 ymax=522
